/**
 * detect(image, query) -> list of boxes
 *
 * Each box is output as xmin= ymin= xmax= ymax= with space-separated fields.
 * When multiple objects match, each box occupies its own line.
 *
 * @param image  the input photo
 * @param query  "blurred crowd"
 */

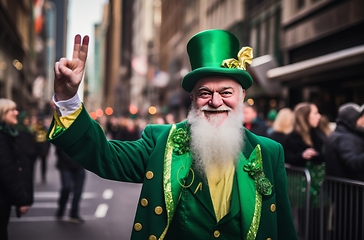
xmin=0 ymin=98 xmax=86 ymax=240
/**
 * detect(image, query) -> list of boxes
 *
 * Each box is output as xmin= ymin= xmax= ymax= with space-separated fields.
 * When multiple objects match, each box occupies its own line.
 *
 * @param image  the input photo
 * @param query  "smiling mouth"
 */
xmin=204 ymin=110 xmax=228 ymax=114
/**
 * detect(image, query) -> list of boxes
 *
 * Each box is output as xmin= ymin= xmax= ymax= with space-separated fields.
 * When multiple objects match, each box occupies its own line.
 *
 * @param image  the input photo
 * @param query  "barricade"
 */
xmin=284 ymin=163 xmax=311 ymax=240
xmin=285 ymin=163 xmax=364 ymax=240
xmin=320 ymin=176 xmax=364 ymax=240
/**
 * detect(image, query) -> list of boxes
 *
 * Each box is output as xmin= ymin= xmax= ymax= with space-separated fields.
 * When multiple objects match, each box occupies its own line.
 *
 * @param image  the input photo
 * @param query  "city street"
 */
xmin=8 ymin=145 xmax=142 ymax=240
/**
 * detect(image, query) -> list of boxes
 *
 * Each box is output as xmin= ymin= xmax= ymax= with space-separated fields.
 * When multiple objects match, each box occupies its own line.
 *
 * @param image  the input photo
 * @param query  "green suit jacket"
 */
xmin=48 ymin=107 xmax=297 ymax=240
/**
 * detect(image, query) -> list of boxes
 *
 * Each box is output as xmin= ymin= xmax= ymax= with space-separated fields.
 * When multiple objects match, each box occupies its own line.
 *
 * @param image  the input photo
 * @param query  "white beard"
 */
xmin=187 ymin=101 xmax=245 ymax=178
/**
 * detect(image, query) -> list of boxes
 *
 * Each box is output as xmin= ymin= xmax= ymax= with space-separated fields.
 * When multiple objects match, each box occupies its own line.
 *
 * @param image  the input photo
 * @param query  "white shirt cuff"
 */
xmin=52 ymin=94 xmax=82 ymax=116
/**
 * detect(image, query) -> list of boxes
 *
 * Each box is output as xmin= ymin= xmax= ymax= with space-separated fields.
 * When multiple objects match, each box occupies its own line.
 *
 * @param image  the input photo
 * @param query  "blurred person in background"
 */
xmin=105 ymin=116 xmax=122 ymax=140
xmin=325 ymin=103 xmax=364 ymax=180
xmin=119 ymin=118 xmax=140 ymax=141
xmin=32 ymin=116 xmax=51 ymax=183
xmin=55 ymin=146 xmax=86 ymax=224
xmin=267 ymin=108 xmax=295 ymax=149
xmin=0 ymin=99 xmax=34 ymax=240
xmin=318 ymin=114 xmax=333 ymax=137
xmin=165 ymin=113 xmax=176 ymax=124
xmin=325 ymin=103 xmax=364 ymax=239
xmin=243 ymin=102 xmax=268 ymax=136
xmin=47 ymin=30 xmax=297 ymax=239
xmin=265 ymin=109 xmax=277 ymax=135
xmin=285 ymin=102 xmax=327 ymax=239
xmin=16 ymin=111 xmax=38 ymax=178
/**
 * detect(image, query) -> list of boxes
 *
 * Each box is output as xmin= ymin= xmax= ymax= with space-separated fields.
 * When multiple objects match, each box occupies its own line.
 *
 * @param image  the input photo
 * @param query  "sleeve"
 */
xmin=48 ymin=106 xmax=155 ymax=183
xmin=49 ymin=106 xmax=82 ymax=138
xmin=284 ymin=133 xmax=307 ymax=166
xmin=336 ymin=136 xmax=364 ymax=171
xmin=49 ymin=93 xmax=83 ymax=139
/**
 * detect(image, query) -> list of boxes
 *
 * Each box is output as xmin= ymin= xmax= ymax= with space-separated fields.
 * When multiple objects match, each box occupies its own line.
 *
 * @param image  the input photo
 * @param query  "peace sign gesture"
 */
xmin=54 ymin=34 xmax=89 ymax=101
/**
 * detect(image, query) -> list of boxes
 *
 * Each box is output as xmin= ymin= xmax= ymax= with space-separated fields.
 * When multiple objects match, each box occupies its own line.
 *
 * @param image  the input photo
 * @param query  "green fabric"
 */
xmin=16 ymin=111 xmax=31 ymax=133
xmin=0 ymin=121 xmax=18 ymax=137
xmin=288 ymin=162 xmax=325 ymax=208
xmin=47 ymin=107 xmax=298 ymax=240
xmin=165 ymin=172 xmax=241 ymax=240
xmin=182 ymin=29 xmax=253 ymax=92
xmin=237 ymin=152 xmax=259 ymax=240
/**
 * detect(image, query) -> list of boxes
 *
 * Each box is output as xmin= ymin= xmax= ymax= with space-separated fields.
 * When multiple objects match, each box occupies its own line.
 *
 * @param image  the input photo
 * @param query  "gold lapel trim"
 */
xmin=159 ymin=124 xmax=176 ymax=240
xmin=238 ymin=145 xmax=264 ymax=240
xmin=160 ymin=124 xmax=193 ymax=240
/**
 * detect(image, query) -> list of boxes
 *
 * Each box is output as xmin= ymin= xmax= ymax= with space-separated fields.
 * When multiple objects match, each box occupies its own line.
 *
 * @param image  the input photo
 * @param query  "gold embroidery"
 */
xmin=194 ymin=182 xmax=203 ymax=194
xmin=177 ymin=167 xmax=194 ymax=188
xmin=159 ymin=124 xmax=176 ymax=240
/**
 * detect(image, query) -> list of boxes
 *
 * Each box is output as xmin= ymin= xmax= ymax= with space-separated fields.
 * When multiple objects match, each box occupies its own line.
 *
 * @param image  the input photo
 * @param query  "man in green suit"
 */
xmin=48 ymin=29 xmax=297 ymax=240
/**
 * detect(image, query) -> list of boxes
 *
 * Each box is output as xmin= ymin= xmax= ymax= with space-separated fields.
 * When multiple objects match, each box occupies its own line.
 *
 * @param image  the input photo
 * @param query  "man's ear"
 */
xmin=241 ymin=89 xmax=246 ymax=103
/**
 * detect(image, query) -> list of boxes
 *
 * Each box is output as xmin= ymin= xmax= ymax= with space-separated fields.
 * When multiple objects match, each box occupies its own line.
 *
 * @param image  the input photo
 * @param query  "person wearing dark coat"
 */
xmin=16 ymin=111 xmax=38 ymax=178
xmin=284 ymin=102 xmax=327 ymax=240
xmin=55 ymin=146 xmax=86 ymax=224
xmin=325 ymin=103 xmax=364 ymax=240
xmin=0 ymin=99 xmax=34 ymax=240
xmin=243 ymin=103 xmax=268 ymax=137
xmin=325 ymin=102 xmax=364 ymax=181
xmin=267 ymin=108 xmax=295 ymax=150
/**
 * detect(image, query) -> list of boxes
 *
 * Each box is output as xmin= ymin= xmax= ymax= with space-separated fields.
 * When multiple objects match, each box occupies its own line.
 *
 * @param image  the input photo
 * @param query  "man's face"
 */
xmin=191 ymin=76 xmax=244 ymax=124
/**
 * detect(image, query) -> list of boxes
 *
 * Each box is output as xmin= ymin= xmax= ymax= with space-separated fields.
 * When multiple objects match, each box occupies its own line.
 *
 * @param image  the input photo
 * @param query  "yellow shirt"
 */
xmin=206 ymin=161 xmax=235 ymax=221
xmin=49 ymin=106 xmax=82 ymax=138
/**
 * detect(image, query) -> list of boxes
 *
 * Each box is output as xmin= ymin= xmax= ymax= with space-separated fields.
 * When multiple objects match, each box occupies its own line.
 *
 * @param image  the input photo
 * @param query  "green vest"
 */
xmin=165 ymin=168 xmax=241 ymax=240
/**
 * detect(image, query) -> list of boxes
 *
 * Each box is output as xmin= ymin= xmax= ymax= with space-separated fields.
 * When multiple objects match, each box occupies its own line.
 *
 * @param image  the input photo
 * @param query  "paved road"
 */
xmin=8 ymin=145 xmax=142 ymax=240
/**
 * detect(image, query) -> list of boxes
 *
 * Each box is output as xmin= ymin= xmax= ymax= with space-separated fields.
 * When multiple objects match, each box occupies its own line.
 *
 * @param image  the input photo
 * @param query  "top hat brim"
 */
xmin=181 ymin=67 xmax=253 ymax=93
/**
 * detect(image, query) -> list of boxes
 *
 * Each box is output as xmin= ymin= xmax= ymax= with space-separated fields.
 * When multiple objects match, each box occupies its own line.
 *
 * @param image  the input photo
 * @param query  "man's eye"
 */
xmin=199 ymin=92 xmax=211 ymax=97
xmin=221 ymin=91 xmax=232 ymax=96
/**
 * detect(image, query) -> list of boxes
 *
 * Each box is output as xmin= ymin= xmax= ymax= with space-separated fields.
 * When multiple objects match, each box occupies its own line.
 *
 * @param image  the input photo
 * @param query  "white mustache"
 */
xmin=200 ymin=105 xmax=232 ymax=112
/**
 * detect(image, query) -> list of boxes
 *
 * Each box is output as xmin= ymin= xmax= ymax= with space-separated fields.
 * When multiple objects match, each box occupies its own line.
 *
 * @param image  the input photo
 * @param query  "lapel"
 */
xmin=237 ymin=132 xmax=258 ymax=239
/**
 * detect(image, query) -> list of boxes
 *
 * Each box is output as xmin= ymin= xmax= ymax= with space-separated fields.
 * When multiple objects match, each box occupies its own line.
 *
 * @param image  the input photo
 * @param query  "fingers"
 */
xmin=54 ymin=58 xmax=69 ymax=79
xmin=54 ymin=62 xmax=60 ymax=77
xmin=72 ymin=34 xmax=89 ymax=62
xmin=80 ymin=35 xmax=89 ymax=62
xmin=56 ymin=58 xmax=73 ymax=77
xmin=72 ymin=34 xmax=81 ymax=59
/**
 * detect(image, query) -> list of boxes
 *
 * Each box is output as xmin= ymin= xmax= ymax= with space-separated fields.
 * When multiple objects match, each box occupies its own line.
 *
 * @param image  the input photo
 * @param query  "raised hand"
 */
xmin=54 ymin=34 xmax=89 ymax=101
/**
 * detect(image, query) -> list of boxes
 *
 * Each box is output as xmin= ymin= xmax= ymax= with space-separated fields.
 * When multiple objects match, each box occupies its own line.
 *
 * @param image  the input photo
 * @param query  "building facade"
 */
xmin=268 ymin=0 xmax=364 ymax=120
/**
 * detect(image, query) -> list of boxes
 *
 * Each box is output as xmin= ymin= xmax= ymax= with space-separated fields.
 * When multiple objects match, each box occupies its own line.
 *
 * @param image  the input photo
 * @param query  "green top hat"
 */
xmin=182 ymin=29 xmax=253 ymax=92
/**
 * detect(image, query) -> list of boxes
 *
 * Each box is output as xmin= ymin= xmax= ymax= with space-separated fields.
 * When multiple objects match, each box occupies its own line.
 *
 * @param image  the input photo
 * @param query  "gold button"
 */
xmin=149 ymin=235 xmax=157 ymax=240
xmin=270 ymin=204 xmax=276 ymax=212
xmin=267 ymin=238 xmax=272 ymax=240
xmin=134 ymin=223 xmax=142 ymax=231
xmin=213 ymin=230 xmax=220 ymax=238
xmin=141 ymin=198 xmax=148 ymax=207
xmin=155 ymin=206 xmax=163 ymax=215
xmin=146 ymin=171 xmax=154 ymax=179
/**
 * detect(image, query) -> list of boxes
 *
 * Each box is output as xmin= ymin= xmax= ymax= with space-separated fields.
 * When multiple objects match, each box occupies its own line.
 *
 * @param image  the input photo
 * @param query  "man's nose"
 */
xmin=209 ymin=93 xmax=223 ymax=107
